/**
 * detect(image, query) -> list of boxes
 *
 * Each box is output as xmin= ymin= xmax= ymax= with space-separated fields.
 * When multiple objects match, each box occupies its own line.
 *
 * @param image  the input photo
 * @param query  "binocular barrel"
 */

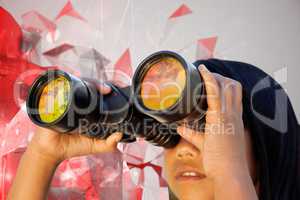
xmin=26 ymin=51 xmax=207 ymax=148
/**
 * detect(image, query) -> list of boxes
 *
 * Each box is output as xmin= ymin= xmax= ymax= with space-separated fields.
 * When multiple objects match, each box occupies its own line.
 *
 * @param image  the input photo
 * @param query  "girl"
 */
xmin=8 ymin=59 xmax=300 ymax=200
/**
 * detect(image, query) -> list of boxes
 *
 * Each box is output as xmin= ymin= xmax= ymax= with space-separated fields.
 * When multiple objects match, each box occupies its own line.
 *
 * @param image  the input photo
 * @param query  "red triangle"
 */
xmin=22 ymin=11 xmax=56 ymax=32
xmin=169 ymin=4 xmax=192 ymax=19
xmin=43 ymin=43 xmax=75 ymax=57
xmin=198 ymin=36 xmax=218 ymax=53
xmin=55 ymin=1 xmax=86 ymax=22
xmin=113 ymin=49 xmax=133 ymax=86
xmin=114 ymin=48 xmax=133 ymax=78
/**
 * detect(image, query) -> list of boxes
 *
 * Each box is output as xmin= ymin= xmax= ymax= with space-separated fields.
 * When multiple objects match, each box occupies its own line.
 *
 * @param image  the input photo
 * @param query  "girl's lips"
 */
xmin=175 ymin=170 xmax=207 ymax=181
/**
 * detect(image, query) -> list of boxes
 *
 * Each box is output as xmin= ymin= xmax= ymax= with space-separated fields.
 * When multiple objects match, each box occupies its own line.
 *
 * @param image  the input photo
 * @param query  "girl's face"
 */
xmin=163 ymin=128 xmax=257 ymax=200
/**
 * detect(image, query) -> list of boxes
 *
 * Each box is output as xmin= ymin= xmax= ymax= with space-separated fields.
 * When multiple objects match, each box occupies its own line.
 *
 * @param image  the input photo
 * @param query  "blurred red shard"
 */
xmin=169 ymin=4 xmax=192 ymax=19
xmin=55 ymin=1 xmax=86 ymax=22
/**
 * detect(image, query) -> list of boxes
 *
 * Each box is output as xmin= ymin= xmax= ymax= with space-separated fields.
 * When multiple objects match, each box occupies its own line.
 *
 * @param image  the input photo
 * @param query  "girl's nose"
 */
xmin=176 ymin=138 xmax=200 ymax=159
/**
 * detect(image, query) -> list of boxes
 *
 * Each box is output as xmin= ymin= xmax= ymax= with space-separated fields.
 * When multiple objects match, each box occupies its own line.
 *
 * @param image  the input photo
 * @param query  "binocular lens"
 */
xmin=140 ymin=56 xmax=186 ymax=111
xmin=27 ymin=51 xmax=205 ymax=148
xmin=38 ymin=76 xmax=70 ymax=123
xmin=133 ymin=51 xmax=207 ymax=128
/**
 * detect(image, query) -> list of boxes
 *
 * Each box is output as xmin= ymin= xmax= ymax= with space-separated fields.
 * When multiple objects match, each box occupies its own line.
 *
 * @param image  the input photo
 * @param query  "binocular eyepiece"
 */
xmin=26 ymin=51 xmax=207 ymax=148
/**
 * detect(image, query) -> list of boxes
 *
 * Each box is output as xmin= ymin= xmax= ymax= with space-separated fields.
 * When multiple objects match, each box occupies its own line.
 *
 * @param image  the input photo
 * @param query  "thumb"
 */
xmin=177 ymin=126 xmax=203 ymax=150
xmin=105 ymin=132 xmax=123 ymax=148
xmin=93 ymin=132 xmax=123 ymax=153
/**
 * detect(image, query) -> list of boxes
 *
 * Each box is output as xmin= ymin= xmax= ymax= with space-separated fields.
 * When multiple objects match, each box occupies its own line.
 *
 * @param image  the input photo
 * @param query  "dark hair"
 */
xmin=171 ymin=59 xmax=299 ymax=200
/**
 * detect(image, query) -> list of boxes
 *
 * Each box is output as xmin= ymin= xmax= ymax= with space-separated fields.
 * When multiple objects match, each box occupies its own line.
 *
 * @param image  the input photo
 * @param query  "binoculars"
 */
xmin=26 ymin=51 xmax=207 ymax=148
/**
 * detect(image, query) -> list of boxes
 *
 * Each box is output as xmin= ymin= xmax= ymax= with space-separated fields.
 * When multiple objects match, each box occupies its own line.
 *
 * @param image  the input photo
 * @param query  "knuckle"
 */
xmin=228 ymin=79 xmax=243 ymax=93
xmin=90 ymin=141 xmax=97 ymax=154
xmin=235 ymin=83 xmax=243 ymax=98
xmin=213 ymin=73 xmax=223 ymax=78
xmin=223 ymin=82 xmax=234 ymax=94
xmin=224 ymin=77 xmax=232 ymax=83
xmin=235 ymin=81 xmax=243 ymax=90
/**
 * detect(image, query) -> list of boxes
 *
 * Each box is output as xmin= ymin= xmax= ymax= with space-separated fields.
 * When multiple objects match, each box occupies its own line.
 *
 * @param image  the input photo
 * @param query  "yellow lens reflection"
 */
xmin=38 ymin=76 xmax=70 ymax=123
xmin=141 ymin=57 xmax=186 ymax=110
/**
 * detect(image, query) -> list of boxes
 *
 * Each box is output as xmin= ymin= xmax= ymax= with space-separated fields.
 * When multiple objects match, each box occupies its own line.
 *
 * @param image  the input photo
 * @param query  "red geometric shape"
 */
xmin=0 ymin=7 xmax=22 ymax=58
xmin=0 ymin=148 xmax=25 ymax=200
xmin=0 ymin=58 xmax=50 ymax=127
xmin=21 ymin=31 xmax=41 ymax=63
xmin=42 ymin=43 xmax=81 ymax=76
xmin=80 ymin=48 xmax=110 ymax=80
xmin=21 ymin=10 xmax=56 ymax=34
xmin=0 ymin=8 xmax=49 ymax=127
xmin=55 ymin=1 xmax=86 ymax=22
xmin=198 ymin=36 xmax=218 ymax=53
xmin=115 ymin=48 xmax=132 ymax=77
xmin=43 ymin=43 xmax=75 ymax=57
xmin=1 ymin=109 xmax=36 ymax=156
xmin=113 ymin=48 xmax=133 ymax=87
xmin=21 ymin=10 xmax=57 ymax=42
xmin=169 ymin=4 xmax=192 ymax=19
xmin=196 ymin=36 xmax=218 ymax=59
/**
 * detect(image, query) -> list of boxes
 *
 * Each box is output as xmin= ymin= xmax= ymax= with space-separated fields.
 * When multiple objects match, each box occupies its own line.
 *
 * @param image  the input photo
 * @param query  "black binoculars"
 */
xmin=26 ymin=51 xmax=207 ymax=148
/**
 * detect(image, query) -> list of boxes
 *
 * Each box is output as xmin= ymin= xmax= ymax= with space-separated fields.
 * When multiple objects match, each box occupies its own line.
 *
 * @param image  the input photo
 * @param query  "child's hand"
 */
xmin=177 ymin=64 xmax=247 ymax=178
xmin=27 ymin=82 xmax=123 ymax=163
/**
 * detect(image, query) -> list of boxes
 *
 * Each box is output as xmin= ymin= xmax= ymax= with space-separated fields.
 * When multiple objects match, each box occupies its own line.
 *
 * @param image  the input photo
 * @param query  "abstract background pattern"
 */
xmin=0 ymin=0 xmax=299 ymax=199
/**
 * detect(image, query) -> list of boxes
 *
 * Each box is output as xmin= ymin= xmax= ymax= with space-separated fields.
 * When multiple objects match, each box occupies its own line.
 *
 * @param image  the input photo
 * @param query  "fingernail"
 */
xmin=103 ymin=83 xmax=111 ymax=90
xmin=113 ymin=132 xmax=123 ymax=141
xmin=177 ymin=126 xmax=183 ymax=133
xmin=198 ymin=64 xmax=208 ymax=71
xmin=99 ymin=83 xmax=112 ymax=94
xmin=177 ymin=126 xmax=192 ymax=137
